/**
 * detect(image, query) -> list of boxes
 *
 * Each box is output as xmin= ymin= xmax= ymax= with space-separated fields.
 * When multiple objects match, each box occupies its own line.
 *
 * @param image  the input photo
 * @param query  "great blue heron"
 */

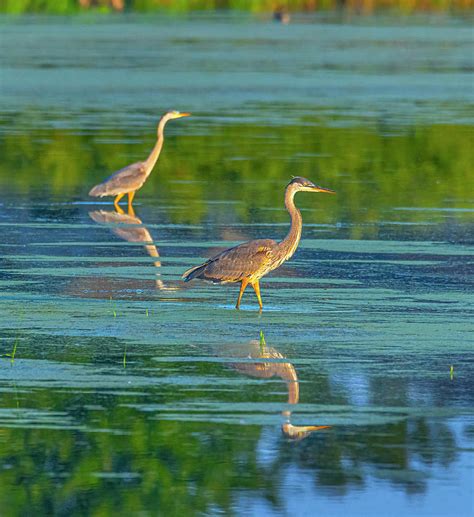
xmin=89 ymin=110 xmax=190 ymax=211
xmin=229 ymin=340 xmax=330 ymax=440
xmin=182 ymin=176 xmax=335 ymax=309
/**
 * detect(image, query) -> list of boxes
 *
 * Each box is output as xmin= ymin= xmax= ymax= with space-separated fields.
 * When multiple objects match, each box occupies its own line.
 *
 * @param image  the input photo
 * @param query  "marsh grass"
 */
xmin=4 ymin=337 xmax=19 ymax=365
xmin=259 ymin=330 xmax=266 ymax=353
xmin=109 ymin=296 xmax=117 ymax=318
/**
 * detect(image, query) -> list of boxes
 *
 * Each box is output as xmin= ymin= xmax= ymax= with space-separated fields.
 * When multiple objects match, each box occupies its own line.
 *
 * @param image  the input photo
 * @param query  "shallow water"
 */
xmin=0 ymin=12 xmax=473 ymax=516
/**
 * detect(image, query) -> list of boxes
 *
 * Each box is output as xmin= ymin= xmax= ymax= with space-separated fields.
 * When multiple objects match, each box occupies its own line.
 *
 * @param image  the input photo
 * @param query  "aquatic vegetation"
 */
xmin=109 ymin=296 xmax=117 ymax=318
xmin=3 ymin=337 xmax=19 ymax=365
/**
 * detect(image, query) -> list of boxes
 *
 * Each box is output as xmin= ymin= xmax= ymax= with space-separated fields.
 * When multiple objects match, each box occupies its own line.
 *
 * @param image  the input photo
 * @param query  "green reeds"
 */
xmin=4 ymin=337 xmax=19 ymax=365
xmin=109 ymin=296 xmax=117 ymax=318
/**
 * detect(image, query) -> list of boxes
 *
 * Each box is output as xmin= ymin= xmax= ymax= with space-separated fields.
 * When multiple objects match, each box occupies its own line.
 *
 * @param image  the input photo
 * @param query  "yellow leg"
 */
xmin=128 ymin=191 xmax=135 ymax=208
xmin=114 ymin=193 xmax=125 ymax=210
xmin=236 ymin=279 xmax=249 ymax=309
xmin=251 ymin=280 xmax=263 ymax=310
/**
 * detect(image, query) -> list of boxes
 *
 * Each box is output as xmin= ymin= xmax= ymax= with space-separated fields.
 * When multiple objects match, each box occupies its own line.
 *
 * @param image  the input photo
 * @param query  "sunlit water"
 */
xmin=0 ymin=12 xmax=473 ymax=516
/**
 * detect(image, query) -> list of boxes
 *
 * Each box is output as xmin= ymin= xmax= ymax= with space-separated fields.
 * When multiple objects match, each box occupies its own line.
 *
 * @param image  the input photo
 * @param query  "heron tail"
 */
xmin=182 ymin=263 xmax=208 ymax=282
xmin=89 ymin=183 xmax=106 ymax=197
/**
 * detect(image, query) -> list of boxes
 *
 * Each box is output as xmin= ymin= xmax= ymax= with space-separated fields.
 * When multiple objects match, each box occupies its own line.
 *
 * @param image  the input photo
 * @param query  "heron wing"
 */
xmin=89 ymin=162 xmax=147 ymax=196
xmin=183 ymin=239 xmax=277 ymax=283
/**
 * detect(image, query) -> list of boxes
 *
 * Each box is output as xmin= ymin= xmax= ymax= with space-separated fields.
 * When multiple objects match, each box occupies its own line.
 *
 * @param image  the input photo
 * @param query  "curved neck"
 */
xmin=143 ymin=117 xmax=168 ymax=174
xmin=283 ymin=364 xmax=299 ymax=405
xmin=277 ymin=186 xmax=303 ymax=259
xmin=281 ymin=363 xmax=299 ymax=423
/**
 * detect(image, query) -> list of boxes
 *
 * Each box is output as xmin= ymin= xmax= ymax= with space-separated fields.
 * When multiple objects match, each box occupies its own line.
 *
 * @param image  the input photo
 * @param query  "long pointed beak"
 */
xmin=313 ymin=185 xmax=336 ymax=194
xmin=301 ymin=425 xmax=331 ymax=431
xmin=177 ymin=112 xmax=191 ymax=118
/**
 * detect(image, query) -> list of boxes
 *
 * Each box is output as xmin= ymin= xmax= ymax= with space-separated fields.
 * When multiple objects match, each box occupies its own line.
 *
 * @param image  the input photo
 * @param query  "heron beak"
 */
xmin=177 ymin=112 xmax=191 ymax=118
xmin=312 ymin=185 xmax=335 ymax=194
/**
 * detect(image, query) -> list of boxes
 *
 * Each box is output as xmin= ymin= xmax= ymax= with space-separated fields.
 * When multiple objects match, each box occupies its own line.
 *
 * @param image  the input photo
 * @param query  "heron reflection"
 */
xmin=89 ymin=207 xmax=175 ymax=291
xmin=229 ymin=339 xmax=330 ymax=440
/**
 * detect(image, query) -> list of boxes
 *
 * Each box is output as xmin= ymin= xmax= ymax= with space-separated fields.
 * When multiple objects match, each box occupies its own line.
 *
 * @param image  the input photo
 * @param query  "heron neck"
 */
xmin=278 ymin=187 xmax=302 ymax=260
xmin=282 ymin=363 xmax=299 ymax=423
xmin=144 ymin=118 xmax=167 ymax=174
xmin=282 ymin=363 xmax=299 ymax=404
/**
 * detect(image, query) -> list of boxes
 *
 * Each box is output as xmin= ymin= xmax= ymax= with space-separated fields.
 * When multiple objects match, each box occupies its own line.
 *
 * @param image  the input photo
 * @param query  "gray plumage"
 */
xmin=182 ymin=239 xmax=277 ymax=284
xmin=89 ymin=162 xmax=147 ymax=197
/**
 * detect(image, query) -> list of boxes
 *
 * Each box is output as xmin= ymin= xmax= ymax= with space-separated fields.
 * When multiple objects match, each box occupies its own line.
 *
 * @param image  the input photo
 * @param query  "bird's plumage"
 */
xmin=89 ymin=162 xmax=147 ymax=197
xmin=183 ymin=239 xmax=277 ymax=283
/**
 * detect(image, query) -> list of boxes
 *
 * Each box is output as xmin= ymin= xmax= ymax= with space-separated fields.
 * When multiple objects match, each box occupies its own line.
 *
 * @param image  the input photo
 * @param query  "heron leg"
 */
xmin=236 ymin=279 xmax=249 ymax=309
xmin=251 ymin=280 xmax=263 ymax=310
xmin=114 ymin=193 xmax=125 ymax=210
xmin=128 ymin=191 xmax=135 ymax=208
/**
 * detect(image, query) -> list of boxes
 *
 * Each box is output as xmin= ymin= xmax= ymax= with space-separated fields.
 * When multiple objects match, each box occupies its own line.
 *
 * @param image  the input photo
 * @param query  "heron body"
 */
xmin=89 ymin=110 xmax=190 ymax=211
xmin=182 ymin=176 xmax=335 ymax=310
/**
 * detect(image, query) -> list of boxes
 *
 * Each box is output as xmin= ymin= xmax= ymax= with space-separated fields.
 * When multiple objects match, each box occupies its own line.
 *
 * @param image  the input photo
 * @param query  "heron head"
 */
xmin=288 ymin=176 xmax=335 ymax=194
xmin=164 ymin=110 xmax=191 ymax=120
xmin=282 ymin=422 xmax=331 ymax=441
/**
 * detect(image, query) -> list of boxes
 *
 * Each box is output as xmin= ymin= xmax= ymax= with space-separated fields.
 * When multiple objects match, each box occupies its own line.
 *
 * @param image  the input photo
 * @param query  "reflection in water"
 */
xmin=229 ymin=340 xmax=330 ymax=440
xmin=89 ymin=208 xmax=175 ymax=291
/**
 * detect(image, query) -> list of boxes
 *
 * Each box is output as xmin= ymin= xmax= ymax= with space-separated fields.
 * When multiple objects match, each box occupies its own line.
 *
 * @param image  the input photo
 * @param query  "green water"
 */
xmin=0 ymin=13 xmax=473 ymax=516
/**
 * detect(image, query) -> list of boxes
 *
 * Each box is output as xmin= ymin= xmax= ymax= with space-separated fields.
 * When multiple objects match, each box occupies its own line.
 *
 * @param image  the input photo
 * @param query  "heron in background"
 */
xmin=89 ymin=110 xmax=190 ymax=211
xmin=182 ymin=176 xmax=335 ymax=310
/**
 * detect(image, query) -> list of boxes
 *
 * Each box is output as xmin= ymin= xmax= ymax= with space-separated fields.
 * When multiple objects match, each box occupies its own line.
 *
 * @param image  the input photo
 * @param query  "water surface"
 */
xmin=0 ymin=12 xmax=473 ymax=516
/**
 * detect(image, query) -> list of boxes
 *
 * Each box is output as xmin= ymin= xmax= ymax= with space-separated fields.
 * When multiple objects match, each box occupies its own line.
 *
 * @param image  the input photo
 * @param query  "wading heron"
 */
xmin=182 ymin=176 xmax=335 ymax=310
xmin=89 ymin=110 xmax=190 ymax=211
